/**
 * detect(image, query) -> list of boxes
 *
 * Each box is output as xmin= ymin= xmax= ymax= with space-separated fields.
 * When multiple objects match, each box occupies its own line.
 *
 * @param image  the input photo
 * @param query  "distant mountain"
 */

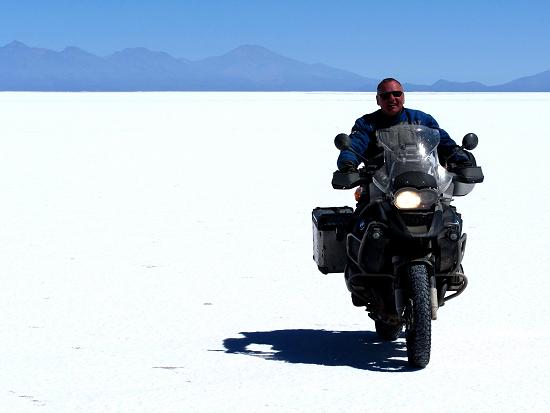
xmin=104 ymin=47 xmax=200 ymax=90
xmin=0 ymin=41 xmax=201 ymax=90
xmin=0 ymin=41 xmax=105 ymax=90
xmin=1 ymin=41 xmax=550 ymax=91
xmin=488 ymin=69 xmax=550 ymax=92
xmin=192 ymin=45 xmax=379 ymax=90
xmin=0 ymin=41 xmax=377 ymax=91
xmin=405 ymin=79 xmax=489 ymax=92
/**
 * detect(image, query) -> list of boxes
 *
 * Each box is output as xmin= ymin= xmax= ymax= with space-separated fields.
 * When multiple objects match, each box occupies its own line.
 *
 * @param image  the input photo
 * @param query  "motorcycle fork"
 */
xmin=393 ymin=255 xmax=437 ymax=321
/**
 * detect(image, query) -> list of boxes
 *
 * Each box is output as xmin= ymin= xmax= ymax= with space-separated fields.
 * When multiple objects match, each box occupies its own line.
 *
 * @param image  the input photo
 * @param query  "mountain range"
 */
xmin=1 ymin=41 xmax=549 ymax=91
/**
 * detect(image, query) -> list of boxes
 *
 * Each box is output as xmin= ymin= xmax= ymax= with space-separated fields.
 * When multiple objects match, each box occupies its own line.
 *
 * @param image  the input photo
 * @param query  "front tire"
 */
xmin=405 ymin=264 xmax=432 ymax=368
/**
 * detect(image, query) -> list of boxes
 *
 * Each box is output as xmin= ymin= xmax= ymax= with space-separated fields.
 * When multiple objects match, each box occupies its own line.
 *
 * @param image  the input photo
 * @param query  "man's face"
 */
xmin=376 ymin=80 xmax=405 ymax=117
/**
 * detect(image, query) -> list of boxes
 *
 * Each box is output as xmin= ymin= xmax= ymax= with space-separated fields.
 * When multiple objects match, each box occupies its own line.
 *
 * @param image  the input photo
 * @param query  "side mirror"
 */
xmin=334 ymin=133 xmax=351 ymax=151
xmin=462 ymin=133 xmax=478 ymax=150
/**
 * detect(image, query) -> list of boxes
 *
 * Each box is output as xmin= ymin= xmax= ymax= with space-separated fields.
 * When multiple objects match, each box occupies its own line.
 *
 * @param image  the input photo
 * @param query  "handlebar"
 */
xmin=332 ymin=168 xmax=371 ymax=190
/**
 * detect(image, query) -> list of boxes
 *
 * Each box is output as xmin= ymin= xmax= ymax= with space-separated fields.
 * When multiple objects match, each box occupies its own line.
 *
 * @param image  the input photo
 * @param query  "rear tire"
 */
xmin=375 ymin=320 xmax=403 ymax=341
xmin=405 ymin=264 xmax=432 ymax=368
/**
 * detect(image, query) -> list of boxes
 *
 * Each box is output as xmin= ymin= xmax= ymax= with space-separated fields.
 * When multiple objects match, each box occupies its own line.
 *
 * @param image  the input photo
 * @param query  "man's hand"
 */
xmin=447 ymin=149 xmax=477 ymax=171
xmin=338 ymin=161 xmax=358 ymax=173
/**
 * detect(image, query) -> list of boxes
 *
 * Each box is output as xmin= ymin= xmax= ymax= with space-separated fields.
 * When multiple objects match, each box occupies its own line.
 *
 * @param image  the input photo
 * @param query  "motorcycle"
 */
xmin=312 ymin=124 xmax=484 ymax=368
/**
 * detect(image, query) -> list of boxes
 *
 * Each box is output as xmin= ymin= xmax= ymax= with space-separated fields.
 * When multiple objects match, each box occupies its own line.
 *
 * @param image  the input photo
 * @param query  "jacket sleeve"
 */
xmin=336 ymin=117 xmax=371 ymax=170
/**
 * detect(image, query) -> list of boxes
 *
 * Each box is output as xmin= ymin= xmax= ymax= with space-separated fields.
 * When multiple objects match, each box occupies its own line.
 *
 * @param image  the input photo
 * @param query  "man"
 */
xmin=337 ymin=78 xmax=472 ymax=173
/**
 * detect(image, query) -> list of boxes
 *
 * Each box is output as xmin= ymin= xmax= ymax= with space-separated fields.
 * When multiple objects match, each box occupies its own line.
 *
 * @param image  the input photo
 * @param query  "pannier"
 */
xmin=312 ymin=206 xmax=354 ymax=274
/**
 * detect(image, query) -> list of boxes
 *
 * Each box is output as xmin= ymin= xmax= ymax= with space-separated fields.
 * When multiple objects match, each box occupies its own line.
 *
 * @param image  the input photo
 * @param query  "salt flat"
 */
xmin=0 ymin=92 xmax=548 ymax=412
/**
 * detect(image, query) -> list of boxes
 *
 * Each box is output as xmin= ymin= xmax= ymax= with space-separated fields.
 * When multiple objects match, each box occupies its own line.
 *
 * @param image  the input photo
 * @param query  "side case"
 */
xmin=312 ymin=206 xmax=354 ymax=274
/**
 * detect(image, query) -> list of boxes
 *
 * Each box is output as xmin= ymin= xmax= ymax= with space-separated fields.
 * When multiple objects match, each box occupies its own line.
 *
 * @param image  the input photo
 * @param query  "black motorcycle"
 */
xmin=312 ymin=124 xmax=483 ymax=368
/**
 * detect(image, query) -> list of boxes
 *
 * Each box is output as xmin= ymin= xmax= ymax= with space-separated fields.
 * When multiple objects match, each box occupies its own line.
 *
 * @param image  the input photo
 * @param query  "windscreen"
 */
xmin=372 ymin=124 xmax=452 ymax=194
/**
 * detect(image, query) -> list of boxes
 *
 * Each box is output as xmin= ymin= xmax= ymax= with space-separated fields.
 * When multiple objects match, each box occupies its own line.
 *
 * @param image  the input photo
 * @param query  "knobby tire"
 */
xmin=406 ymin=264 xmax=432 ymax=368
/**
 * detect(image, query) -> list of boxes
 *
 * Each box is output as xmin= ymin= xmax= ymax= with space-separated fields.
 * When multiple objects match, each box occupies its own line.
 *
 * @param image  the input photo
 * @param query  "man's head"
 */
xmin=376 ymin=78 xmax=404 ymax=117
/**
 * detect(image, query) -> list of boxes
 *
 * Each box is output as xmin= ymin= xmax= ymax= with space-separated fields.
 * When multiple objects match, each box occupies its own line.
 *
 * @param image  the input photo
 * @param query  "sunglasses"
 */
xmin=378 ymin=91 xmax=403 ymax=100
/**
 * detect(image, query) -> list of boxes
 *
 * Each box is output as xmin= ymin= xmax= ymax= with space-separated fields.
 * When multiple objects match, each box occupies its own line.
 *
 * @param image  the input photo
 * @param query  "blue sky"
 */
xmin=1 ymin=0 xmax=549 ymax=85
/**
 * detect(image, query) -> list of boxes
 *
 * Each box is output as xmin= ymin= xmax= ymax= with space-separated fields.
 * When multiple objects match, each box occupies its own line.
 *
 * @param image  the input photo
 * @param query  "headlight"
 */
xmin=393 ymin=188 xmax=438 ymax=210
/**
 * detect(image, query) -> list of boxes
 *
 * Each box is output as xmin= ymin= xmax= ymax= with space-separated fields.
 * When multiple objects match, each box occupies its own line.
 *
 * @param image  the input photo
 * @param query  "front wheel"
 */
xmin=405 ymin=264 xmax=432 ymax=368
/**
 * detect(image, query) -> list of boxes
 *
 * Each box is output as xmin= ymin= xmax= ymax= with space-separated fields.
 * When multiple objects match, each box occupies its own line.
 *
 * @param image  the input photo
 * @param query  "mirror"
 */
xmin=462 ymin=133 xmax=478 ymax=150
xmin=334 ymin=133 xmax=351 ymax=151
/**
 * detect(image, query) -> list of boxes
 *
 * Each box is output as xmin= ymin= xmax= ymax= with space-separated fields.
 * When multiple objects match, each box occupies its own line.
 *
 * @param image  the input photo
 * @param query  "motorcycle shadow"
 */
xmin=223 ymin=329 xmax=413 ymax=372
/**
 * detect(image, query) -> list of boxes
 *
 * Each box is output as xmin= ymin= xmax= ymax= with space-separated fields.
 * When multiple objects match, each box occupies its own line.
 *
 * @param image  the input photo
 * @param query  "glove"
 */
xmin=447 ymin=149 xmax=476 ymax=171
xmin=338 ymin=161 xmax=358 ymax=173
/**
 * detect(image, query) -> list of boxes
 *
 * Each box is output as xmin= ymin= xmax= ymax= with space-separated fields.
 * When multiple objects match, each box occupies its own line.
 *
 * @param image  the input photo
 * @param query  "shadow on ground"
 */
xmin=222 ymin=329 xmax=414 ymax=372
